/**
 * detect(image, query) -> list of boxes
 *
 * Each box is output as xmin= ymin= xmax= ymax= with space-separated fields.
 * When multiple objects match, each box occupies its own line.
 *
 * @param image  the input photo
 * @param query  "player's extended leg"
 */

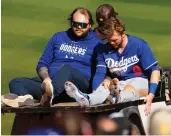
xmin=9 ymin=77 xmax=42 ymax=100
xmin=5 ymin=77 xmax=42 ymax=107
xmin=88 ymin=86 xmax=110 ymax=105
xmin=64 ymin=81 xmax=110 ymax=107
xmin=64 ymin=81 xmax=90 ymax=107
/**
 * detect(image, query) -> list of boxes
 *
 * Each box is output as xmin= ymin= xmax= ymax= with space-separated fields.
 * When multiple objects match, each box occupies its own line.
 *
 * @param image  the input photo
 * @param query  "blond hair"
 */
xmin=98 ymin=17 xmax=125 ymax=40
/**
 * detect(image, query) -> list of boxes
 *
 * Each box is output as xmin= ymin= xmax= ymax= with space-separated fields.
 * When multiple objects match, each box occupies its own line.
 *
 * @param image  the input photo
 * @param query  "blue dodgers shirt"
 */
xmin=92 ymin=35 xmax=159 ymax=90
xmin=37 ymin=28 xmax=102 ymax=80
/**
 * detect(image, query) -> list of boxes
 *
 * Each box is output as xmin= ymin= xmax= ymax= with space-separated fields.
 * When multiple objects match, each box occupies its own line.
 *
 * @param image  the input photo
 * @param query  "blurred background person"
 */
xmin=149 ymin=108 xmax=171 ymax=135
xmin=61 ymin=111 xmax=93 ymax=135
xmin=109 ymin=112 xmax=133 ymax=135
xmin=95 ymin=113 xmax=133 ymax=135
xmin=95 ymin=115 xmax=119 ymax=135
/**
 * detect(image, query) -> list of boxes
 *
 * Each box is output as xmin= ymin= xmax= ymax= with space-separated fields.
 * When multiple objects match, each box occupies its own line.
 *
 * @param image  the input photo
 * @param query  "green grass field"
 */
xmin=1 ymin=0 xmax=171 ymax=134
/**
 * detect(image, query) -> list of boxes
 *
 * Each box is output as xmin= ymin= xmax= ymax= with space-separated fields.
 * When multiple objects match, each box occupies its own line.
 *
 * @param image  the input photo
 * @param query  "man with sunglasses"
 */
xmin=8 ymin=7 xmax=103 ymax=106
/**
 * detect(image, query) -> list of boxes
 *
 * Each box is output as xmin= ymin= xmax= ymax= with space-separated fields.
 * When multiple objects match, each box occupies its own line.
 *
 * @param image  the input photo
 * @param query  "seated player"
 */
xmin=64 ymin=17 xmax=160 ymax=116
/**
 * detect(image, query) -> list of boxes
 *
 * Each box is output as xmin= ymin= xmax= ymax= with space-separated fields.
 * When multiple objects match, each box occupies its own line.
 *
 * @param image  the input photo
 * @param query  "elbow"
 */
xmin=37 ymin=61 xmax=49 ymax=72
xmin=155 ymin=70 xmax=161 ymax=80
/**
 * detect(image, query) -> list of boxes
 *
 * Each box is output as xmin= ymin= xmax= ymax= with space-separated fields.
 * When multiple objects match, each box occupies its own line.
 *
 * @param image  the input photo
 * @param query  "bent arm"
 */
xmin=92 ymin=49 xmax=107 ymax=91
xmin=36 ymin=34 xmax=57 ymax=80
xmin=139 ymin=42 xmax=160 ymax=95
xmin=92 ymin=66 xmax=107 ymax=91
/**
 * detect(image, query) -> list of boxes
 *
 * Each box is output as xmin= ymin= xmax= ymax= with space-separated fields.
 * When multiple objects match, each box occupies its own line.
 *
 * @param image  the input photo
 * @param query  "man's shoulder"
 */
xmin=48 ymin=30 xmax=68 ymax=41
xmin=128 ymin=35 xmax=148 ymax=45
xmin=128 ymin=35 xmax=150 ymax=50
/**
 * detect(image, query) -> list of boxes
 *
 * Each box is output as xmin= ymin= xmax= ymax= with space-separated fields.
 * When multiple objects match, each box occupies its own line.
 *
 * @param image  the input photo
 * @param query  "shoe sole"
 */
xmin=1 ymin=94 xmax=34 ymax=108
xmin=64 ymin=81 xmax=89 ymax=107
xmin=40 ymin=80 xmax=53 ymax=106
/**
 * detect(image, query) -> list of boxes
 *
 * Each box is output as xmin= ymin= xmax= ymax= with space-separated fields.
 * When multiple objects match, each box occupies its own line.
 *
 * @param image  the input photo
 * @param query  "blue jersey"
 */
xmin=92 ymin=35 xmax=159 ymax=90
xmin=37 ymin=28 xmax=102 ymax=80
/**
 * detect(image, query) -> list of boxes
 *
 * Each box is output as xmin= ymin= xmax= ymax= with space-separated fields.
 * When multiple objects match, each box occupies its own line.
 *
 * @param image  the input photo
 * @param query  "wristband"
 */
xmin=149 ymin=83 xmax=158 ymax=95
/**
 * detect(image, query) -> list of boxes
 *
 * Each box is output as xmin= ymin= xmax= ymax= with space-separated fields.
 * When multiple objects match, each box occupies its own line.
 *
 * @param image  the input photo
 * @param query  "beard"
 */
xmin=72 ymin=27 xmax=89 ymax=39
xmin=111 ymin=39 xmax=123 ymax=49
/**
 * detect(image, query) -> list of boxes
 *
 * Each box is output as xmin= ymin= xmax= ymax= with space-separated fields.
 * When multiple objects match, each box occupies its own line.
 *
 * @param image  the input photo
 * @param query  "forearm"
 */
xmin=149 ymin=70 xmax=160 ymax=95
xmin=37 ymin=67 xmax=51 ymax=81
xmin=92 ymin=73 xmax=106 ymax=91
xmin=150 ymin=70 xmax=160 ymax=83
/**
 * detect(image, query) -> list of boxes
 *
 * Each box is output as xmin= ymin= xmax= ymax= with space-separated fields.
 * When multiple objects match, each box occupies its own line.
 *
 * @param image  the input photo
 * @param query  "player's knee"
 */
xmin=9 ymin=78 xmax=23 ymax=94
xmin=117 ymin=90 xmax=139 ymax=103
xmin=96 ymin=85 xmax=110 ymax=92
xmin=123 ymin=84 xmax=136 ymax=92
xmin=9 ymin=78 xmax=21 ymax=87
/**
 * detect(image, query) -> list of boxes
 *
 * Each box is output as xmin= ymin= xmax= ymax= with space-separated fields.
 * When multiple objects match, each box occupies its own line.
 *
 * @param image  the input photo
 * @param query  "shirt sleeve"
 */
xmin=36 ymin=34 xmax=56 ymax=72
xmin=92 ymin=50 xmax=107 ymax=91
xmin=139 ymin=42 xmax=159 ymax=72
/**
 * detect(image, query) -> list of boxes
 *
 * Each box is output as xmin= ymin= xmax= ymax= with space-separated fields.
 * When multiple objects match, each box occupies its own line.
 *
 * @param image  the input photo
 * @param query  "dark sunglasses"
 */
xmin=72 ymin=21 xmax=89 ymax=29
